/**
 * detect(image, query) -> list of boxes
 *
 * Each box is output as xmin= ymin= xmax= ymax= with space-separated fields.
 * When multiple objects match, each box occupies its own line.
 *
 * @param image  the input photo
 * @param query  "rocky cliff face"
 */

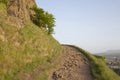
xmin=7 ymin=0 xmax=36 ymax=28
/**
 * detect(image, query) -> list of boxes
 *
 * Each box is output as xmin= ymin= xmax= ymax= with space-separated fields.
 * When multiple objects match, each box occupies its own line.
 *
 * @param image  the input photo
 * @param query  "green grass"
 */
xmin=0 ymin=3 xmax=62 ymax=80
xmin=0 ymin=3 xmax=6 ymax=10
xmin=0 ymin=15 xmax=61 ymax=80
xmin=69 ymin=45 xmax=120 ymax=80
xmin=0 ymin=3 xmax=7 ymax=22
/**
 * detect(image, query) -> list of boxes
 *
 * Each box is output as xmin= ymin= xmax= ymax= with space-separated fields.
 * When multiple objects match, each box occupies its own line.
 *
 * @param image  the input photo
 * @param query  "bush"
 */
xmin=31 ymin=5 xmax=55 ymax=34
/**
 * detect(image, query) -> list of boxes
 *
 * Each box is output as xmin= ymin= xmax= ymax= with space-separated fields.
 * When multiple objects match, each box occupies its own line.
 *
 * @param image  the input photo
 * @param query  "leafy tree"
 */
xmin=31 ymin=6 xmax=55 ymax=34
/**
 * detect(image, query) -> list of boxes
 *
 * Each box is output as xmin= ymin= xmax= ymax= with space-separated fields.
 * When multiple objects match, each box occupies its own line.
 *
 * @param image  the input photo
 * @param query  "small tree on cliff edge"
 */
xmin=31 ymin=5 xmax=55 ymax=34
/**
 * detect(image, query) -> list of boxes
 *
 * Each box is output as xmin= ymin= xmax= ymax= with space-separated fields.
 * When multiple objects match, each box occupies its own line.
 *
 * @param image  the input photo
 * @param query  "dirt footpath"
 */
xmin=50 ymin=45 xmax=94 ymax=80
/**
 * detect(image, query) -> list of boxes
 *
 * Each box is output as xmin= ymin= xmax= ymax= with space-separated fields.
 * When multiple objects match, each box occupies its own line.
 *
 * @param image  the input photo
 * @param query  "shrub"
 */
xmin=31 ymin=5 xmax=55 ymax=34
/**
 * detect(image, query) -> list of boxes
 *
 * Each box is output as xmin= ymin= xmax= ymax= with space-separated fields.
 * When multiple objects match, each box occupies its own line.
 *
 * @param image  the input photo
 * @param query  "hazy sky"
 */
xmin=35 ymin=0 xmax=120 ymax=53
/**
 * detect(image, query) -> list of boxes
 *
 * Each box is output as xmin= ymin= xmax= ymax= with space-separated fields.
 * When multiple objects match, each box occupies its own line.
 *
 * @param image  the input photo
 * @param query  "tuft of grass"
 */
xmin=0 ymin=3 xmax=6 ymax=10
xmin=68 ymin=45 xmax=120 ymax=80
xmin=0 ymin=3 xmax=7 ymax=19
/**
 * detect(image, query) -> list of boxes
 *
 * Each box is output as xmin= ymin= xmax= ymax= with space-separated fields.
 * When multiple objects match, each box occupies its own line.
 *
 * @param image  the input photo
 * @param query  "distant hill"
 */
xmin=97 ymin=50 xmax=120 ymax=57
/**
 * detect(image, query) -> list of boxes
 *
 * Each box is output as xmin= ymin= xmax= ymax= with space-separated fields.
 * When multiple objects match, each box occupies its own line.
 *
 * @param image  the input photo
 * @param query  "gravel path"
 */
xmin=50 ymin=45 xmax=94 ymax=80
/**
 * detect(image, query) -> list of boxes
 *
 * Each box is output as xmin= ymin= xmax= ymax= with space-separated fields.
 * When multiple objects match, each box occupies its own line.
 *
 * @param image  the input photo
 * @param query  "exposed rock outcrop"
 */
xmin=7 ymin=0 xmax=36 ymax=28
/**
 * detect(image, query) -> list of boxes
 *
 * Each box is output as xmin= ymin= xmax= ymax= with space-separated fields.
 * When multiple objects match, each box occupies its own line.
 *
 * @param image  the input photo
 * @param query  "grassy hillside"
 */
xmin=0 ymin=3 xmax=61 ymax=80
xmin=1 ymin=3 xmax=120 ymax=80
xmin=69 ymin=45 xmax=120 ymax=80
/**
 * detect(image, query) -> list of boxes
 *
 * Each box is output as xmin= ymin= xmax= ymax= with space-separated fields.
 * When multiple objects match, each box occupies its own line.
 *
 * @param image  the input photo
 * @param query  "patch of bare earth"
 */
xmin=50 ymin=45 xmax=94 ymax=80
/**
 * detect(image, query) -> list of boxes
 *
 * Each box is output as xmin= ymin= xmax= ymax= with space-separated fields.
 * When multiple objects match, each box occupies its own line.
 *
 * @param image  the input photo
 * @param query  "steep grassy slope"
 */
xmin=0 ymin=3 xmax=61 ymax=80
